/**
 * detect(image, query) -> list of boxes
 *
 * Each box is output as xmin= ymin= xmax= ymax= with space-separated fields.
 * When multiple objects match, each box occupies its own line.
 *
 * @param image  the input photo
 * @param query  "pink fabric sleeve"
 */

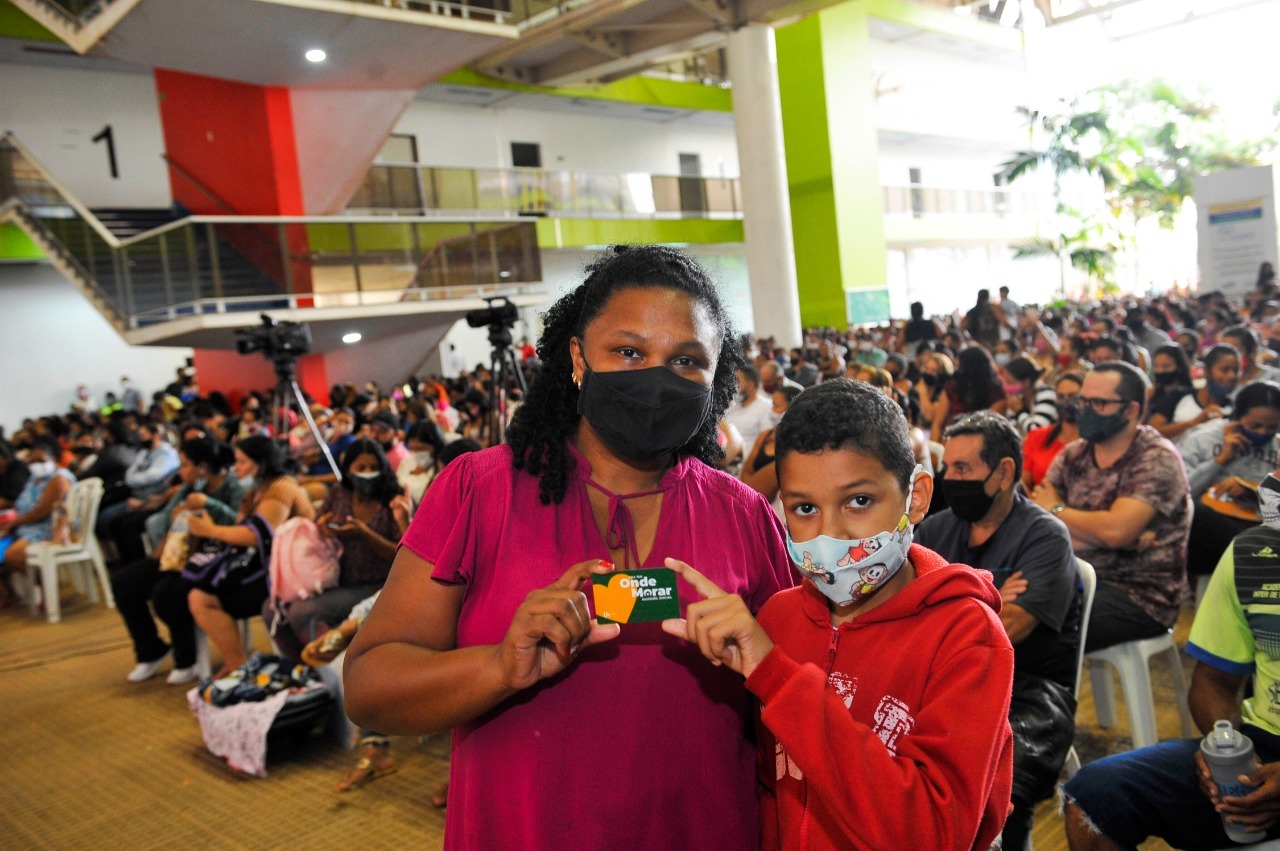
xmin=746 ymin=494 xmax=797 ymax=613
xmin=399 ymin=452 xmax=478 ymax=585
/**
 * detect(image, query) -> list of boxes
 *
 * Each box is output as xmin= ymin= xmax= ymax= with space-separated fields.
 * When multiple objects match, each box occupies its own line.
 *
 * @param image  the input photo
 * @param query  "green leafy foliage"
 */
xmin=998 ymin=79 xmax=1276 ymax=288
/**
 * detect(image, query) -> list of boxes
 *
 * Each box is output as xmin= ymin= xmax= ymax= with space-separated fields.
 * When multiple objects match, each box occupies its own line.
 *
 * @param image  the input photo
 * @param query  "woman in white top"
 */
xmin=1150 ymin=343 xmax=1239 ymax=448
xmin=395 ymin=420 xmax=447 ymax=508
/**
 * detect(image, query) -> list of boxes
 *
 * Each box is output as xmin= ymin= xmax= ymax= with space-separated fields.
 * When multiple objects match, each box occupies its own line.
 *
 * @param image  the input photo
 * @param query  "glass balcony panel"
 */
xmin=651 ymin=176 xmax=682 ymax=214
xmin=433 ymin=168 xmax=481 ymax=210
xmin=704 ymin=178 xmax=737 ymax=215
xmin=575 ymin=172 xmax=623 ymax=215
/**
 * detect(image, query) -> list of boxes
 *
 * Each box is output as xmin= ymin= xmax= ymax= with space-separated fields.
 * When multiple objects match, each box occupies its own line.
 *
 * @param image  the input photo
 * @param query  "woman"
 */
xmin=992 ymin=338 xmax=1019 ymax=368
xmin=396 ymin=420 xmax=446 ymax=508
xmin=1222 ymin=324 xmax=1280 ymax=386
xmin=741 ymin=384 xmax=802 ymax=509
xmin=187 ymin=436 xmax=314 ymax=676
xmin=1181 ymin=380 xmax=1280 ymax=579
xmin=111 ymin=438 xmax=246 ymax=684
xmin=1150 ymin=343 xmax=1239 ymax=448
xmin=344 ymin=245 xmax=794 ymax=850
xmin=1003 ymin=355 xmax=1057 ymax=434
xmin=0 ymin=437 xmax=75 ymax=605
xmin=913 ymin=350 xmax=953 ymax=439
xmin=1174 ymin=328 xmax=1201 ymax=366
xmin=933 ymin=346 xmax=1008 ymax=442
xmin=1146 ymin=344 xmax=1196 ymax=439
xmin=1021 ymin=373 xmax=1083 ymax=491
xmin=1049 ymin=333 xmax=1090 ymax=382
xmin=267 ymin=438 xmax=406 ymax=664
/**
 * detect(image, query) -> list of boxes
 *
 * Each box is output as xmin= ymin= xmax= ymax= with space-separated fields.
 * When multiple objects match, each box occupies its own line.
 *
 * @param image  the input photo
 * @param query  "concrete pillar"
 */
xmin=727 ymin=24 xmax=802 ymax=348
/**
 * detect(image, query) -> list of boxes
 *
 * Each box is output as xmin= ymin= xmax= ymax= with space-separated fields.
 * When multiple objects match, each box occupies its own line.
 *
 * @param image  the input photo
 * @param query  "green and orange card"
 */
xmin=591 ymin=568 xmax=681 ymax=625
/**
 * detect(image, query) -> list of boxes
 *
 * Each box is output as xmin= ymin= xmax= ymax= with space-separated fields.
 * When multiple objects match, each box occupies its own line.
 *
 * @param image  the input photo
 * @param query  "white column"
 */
xmin=727 ymin=23 xmax=801 ymax=349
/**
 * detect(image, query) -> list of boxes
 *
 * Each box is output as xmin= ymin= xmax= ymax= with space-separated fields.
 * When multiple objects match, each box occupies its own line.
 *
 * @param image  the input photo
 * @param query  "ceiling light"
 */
xmin=342 ymin=332 xmax=362 ymax=344
xmin=305 ymin=49 xmax=327 ymax=63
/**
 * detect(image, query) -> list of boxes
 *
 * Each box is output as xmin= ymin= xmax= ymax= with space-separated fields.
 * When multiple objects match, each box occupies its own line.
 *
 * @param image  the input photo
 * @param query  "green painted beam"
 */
xmin=441 ymin=67 xmax=732 ymax=113
xmin=535 ymin=217 xmax=742 ymax=248
xmin=778 ymin=3 xmax=887 ymax=328
xmin=0 ymin=223 xmax=44 ymax=260
xmin=0 ymin=1 xmax=59 ymax=42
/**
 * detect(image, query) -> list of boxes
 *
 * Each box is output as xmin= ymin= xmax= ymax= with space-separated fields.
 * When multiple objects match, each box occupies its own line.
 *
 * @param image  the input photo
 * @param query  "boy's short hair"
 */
xmin=775 ymin=378 xmax=916 ymax=490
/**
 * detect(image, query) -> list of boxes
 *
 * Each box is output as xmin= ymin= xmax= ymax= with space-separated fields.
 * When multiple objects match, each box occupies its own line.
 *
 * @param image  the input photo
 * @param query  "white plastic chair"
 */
xmin=1062 ymin=558 xmax=1097 ymax=779
xmin=1086 ymin=627 xmax=1194 ymax=750
xmin=194 ymin=618 xmax=255 ymax=679
xmin=26 ymin=477 xmax=114 ymax=623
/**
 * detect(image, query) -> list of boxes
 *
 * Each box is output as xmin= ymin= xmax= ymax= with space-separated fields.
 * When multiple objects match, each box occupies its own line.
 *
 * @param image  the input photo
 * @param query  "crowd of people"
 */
xmin=5 ymin=248 xmax=1280 ymax=848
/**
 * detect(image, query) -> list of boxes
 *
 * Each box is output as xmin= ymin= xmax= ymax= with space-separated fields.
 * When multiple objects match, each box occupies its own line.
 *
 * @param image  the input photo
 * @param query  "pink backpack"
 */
xmin=267 ymin=517 xmax=341 ymax=634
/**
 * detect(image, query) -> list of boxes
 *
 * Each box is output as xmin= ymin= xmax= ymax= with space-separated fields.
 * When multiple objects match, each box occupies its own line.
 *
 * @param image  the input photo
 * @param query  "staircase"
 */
xmin=2 ymin=132 xmax=547 ymax=350
xmin=90 ymin=208 xmax=180 ymax=239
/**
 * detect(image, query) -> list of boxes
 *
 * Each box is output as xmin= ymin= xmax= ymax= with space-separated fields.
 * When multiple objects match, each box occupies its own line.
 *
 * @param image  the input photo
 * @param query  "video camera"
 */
xmin=466 ymin=297 xmax=520 ymax=351
xmin=235 ymin=314 xmax=312 ymax=360
xmin=465 ymin=297 xmax=519 ymax=330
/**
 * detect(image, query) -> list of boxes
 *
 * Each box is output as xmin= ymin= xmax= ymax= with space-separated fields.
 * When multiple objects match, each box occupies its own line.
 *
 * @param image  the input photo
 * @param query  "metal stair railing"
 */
xmin=3 ymin=132 xmax=545 ymax=332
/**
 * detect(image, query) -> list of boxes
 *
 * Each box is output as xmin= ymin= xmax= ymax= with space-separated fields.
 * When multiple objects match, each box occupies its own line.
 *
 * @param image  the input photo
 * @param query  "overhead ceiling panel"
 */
xmin=84 ymin=0 xmax=517 ymax=89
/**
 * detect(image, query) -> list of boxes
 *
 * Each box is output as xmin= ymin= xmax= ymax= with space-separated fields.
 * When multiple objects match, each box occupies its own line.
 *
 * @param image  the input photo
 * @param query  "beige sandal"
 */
xmin=335 ymin=753 xmax=397 ymax=792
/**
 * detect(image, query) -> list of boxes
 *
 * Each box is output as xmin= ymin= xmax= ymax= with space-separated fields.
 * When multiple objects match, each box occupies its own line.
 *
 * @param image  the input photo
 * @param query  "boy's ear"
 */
xmin=908 ymin=471 xmax=933 ymax=525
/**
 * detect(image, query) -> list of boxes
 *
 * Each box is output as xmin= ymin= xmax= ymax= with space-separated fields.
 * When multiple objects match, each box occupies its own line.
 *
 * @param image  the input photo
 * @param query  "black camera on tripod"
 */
xmin=235 ymin=314 xmax=312 ymax=360
xmin=466 ymin=297 xmax=520 ymax=349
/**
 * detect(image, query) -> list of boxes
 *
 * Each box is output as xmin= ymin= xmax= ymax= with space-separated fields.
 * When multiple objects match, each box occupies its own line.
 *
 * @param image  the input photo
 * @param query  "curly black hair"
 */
xmin=775 ymin=378 xmax=916 ymax=491
xmin=506 ymin=245 xmax=743 ymax=505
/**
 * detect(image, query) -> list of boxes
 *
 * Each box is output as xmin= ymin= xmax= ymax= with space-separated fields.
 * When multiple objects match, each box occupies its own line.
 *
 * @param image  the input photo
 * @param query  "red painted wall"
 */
xmin=154 ymin=69 xmax=312 ymax=295
xmin=154 ymin=69 xmax=303 ymax=215
xmin=192 ymin=349 xmax=329 ymax=412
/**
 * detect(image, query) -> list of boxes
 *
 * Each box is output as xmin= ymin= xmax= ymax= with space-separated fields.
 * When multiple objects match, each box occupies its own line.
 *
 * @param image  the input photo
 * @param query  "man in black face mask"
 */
xmin=916 ymin=412 xmax=1080 ymax=851
xmin=1031 ymin=362 xmax=1192 ymax=655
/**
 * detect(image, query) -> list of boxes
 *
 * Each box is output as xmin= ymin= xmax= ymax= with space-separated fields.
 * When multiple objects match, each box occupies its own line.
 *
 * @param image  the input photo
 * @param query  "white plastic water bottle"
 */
xmin=1200 ymin=720 xmax=1264 ymax=844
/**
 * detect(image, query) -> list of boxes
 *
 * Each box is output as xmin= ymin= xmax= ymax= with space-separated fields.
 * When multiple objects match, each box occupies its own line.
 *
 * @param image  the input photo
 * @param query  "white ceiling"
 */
xmin=87 ymin=0 xmax=517 ymax=90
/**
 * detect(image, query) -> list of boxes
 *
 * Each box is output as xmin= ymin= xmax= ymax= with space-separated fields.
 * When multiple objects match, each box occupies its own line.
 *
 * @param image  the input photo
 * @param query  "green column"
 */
xmin=777 ymin=2 xmax=888 ymax=328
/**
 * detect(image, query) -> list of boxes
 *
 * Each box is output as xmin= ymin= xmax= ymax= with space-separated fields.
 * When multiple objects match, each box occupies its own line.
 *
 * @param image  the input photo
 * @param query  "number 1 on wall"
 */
xmin=92 ymin=125 xmax=119 ymax=179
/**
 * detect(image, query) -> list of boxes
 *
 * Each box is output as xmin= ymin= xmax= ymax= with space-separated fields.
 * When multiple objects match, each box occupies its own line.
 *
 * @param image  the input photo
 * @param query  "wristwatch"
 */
xmin=1051 ymin=503 xmax=1066 ymax=516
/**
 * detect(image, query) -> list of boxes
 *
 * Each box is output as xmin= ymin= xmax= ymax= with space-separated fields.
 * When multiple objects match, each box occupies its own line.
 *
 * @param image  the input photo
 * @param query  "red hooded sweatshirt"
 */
xmin=746 ymin=544 xmax=1014 ymax=851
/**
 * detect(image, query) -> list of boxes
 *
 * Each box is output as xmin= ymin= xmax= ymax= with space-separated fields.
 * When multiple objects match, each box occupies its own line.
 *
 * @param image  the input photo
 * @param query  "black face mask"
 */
xmin=921 ymin=373 xmax=939 ymax=388
xmin=1056 ymin=400 xmax=1080 ymax=424
xmin=1078 ymin=406 xmax=1129 ymax=443
xmin=941 ymin=470 xmax=997 ymax=523
xmin=1152 ymin=371 xmax=1178 ymax=387
xmin=577 ymin=362 xmax=713 ymax=462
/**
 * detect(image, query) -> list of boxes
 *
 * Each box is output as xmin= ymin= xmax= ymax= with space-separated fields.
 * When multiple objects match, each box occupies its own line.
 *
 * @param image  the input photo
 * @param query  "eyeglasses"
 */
xmin=1077 ymin=396 xmax=1129 ymax=413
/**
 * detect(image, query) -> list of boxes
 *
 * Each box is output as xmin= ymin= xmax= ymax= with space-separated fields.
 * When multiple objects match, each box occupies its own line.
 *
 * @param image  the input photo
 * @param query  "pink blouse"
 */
xmin=402 ymin=443 xmax=795 ymax=850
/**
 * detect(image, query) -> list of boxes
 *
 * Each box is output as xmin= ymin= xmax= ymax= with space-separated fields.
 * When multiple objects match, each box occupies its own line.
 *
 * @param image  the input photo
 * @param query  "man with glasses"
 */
xmin=1032 ymin=361 xmax=1192 ymax=652
xmin=918 ymin=412 xmax=1080 ymax=851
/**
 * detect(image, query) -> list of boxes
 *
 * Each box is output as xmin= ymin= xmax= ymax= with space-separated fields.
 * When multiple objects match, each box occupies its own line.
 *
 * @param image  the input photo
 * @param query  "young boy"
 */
xmin=663 ymin=379 xmax=1014 ymax=849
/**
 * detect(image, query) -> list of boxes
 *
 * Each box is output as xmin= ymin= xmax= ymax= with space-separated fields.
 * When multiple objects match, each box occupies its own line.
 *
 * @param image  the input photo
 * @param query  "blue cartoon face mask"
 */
xmin=785 ymin=466 xmax=923 ymax=607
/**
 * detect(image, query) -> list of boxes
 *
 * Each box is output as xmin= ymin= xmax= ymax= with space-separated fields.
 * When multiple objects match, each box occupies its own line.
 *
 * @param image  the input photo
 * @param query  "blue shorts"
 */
xmin=1062 ymin=724 xmax=1280 ymax=851
xmin=0 ymin=536 xmax=13 ymax=563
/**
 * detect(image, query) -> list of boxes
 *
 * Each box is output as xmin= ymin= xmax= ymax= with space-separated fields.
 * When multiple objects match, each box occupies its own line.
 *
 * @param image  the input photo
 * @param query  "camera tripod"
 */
xmin=269 ymin=356 xmax=341 ymax=481
xmin=481 ymin=323 xmax=528 ymax=446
